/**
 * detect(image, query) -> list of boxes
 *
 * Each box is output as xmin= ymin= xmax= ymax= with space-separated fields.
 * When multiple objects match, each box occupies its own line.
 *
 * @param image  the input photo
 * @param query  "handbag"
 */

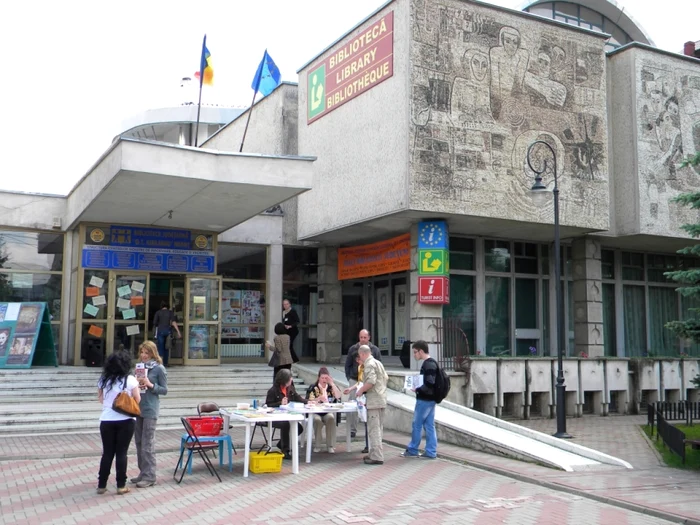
xmin=268 ymin=351 xmax=279 ymax=368
xmin=112 ymin=378 xmax=141 ymax=417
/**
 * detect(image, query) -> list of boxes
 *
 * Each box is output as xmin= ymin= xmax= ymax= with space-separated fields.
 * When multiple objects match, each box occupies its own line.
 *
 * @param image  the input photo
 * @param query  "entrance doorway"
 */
xmin=148 ymin=275 xmax=185 ymax=364
xmin=78 ymin=271 xmax=222 ymax=366
xmin=341 ymin=274 xmax=409 ymax=356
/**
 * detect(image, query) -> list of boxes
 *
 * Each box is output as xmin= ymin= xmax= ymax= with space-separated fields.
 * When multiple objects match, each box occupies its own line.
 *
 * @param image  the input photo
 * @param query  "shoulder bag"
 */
xmin=112 ymin=378 xmax=141 ymax=417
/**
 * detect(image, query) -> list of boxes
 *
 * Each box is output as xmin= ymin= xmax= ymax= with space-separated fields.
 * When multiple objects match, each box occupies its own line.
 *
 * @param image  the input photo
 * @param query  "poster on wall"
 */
xmin=394 ymin=284 xmax=407 ymax=350
xmin=221 ymin=289 xmax=264 ymax=338
xmin=0 ymin=302 xmax=57 ymax=369
xmin=376 ymin=288 xmax=390 ymax=352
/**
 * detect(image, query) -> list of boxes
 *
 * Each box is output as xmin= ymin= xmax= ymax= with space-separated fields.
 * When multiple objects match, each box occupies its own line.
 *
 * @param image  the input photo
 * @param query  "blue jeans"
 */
xmin=406 ymin=398 xmax=437 ymax=457
xmin=156 ymin=330 xmax=170 ymax=366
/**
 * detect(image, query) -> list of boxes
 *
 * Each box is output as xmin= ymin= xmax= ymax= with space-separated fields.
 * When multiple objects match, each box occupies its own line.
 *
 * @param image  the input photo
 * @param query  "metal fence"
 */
xmin=434 ymin=316 xmax=472 ymax=372
xmin=655 ymin=406 xmax=687 ymax=464
xmin=648 ymin=401 xmax=700 ymax=430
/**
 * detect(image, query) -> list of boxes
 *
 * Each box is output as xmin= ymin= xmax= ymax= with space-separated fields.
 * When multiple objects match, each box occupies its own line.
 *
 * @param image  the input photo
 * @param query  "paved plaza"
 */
xmin=1 ymin=415 xmax=698 ymax=525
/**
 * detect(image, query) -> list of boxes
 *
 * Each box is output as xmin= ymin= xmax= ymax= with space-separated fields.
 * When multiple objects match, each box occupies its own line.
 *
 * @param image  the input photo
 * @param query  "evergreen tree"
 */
xmin=665 ymin=152 xmax=700 ymax=384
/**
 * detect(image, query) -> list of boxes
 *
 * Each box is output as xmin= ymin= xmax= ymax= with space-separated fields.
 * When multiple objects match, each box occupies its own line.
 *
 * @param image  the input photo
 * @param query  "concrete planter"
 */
xmin=579 ymin=359 xmax=605 ymax=415
xmin=525 ymin=359 xmax=554 ymax=418
xmin=604 ymin=359 xmax=630 ymax=415
xmin=659 ymin=359 xmax=682 ymax=402
xmin=498 ymin=360 xmax=525 ymax=419
xmin=681 ymin=359 xmax=700 ymax=402
xmin=468 ymin=359 xmax=498 ymax=416
xmin=560 ymin=359 xmax=581 ymax=417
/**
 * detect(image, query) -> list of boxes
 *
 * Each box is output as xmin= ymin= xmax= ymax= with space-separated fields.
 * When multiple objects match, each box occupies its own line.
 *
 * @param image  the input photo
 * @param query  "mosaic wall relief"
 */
xmin=637 ymin=58 xmax=700 ymax=236
xmin=409 ymin=0 xmax=609 ymax=228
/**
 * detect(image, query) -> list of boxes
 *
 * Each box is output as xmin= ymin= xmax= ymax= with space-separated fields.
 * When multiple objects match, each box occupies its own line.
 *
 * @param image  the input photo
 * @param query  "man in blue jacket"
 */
xmin=401 ymin=340 xmax=437 ymax=459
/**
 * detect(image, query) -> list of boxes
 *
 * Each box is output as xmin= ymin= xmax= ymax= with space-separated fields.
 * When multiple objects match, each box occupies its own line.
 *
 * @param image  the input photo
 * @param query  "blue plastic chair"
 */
xmin=178 ymin=433 xmax=233 ymax=474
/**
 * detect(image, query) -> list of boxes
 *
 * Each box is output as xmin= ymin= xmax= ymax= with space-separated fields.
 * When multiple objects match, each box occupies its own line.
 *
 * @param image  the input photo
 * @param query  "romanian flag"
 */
xmin=198 ymin=35 xmax=214 ymax=86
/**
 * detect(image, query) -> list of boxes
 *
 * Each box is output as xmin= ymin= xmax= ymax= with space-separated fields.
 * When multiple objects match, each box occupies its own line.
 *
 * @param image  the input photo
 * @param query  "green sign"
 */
xmin=308 ymin=64 xmax=327 ymax=120
xmin=418 ymin=249 xmax=448 ymax=276
xmin=0 ymin=302 xmax=57 ymax=369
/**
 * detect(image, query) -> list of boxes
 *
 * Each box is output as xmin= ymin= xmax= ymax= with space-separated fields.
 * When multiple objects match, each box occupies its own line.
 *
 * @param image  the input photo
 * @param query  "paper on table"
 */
xmin=116 ymin=298 xmax=131 ymax=309
xmin=117 ymin=285 xmax=131 ymax=297
xmin=122 ymin=308 xmax=136 ymax=320
xmin=89 ymin=276 xmax=104 ymax=288
xmin=126 ymin=324 xmax=140 ymax=336
xmin=404 ymin=374 xmax=423 ymax=390
xmin=84 ymin=304 xmax=99 ymax=317
xmin=92 ymin=295 xmax=106 ymax=306
xmin=131 ymin=281 xmax=145 ymax=293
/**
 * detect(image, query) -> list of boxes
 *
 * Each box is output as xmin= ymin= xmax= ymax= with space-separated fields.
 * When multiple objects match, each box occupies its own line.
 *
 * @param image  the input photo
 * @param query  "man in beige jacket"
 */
xmin=354 ymin=344 xmax=389 ymax=465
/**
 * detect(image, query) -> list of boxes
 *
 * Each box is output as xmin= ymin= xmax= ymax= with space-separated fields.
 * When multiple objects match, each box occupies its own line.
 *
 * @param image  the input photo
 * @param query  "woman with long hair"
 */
xmin=131 ymin=341 xmax=167 ymax=488
xmin=97 ymin=350 xmax=140 ymax=495
xmin=265 ymin=368 xmax=305 ymax=459
xmin=266 ymin=322 xmax=293 ymax=381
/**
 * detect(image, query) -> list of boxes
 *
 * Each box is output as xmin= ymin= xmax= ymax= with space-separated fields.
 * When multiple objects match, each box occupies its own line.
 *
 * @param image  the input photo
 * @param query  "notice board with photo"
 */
xmin=0 ymin=302 xmax=57 ymax=369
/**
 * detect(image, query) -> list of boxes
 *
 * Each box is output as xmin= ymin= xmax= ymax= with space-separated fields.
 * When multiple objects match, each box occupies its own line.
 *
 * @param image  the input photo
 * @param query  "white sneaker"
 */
xmin=313 ymin=447 xmax=321 ymax=453
xmin=328 ymin=447 xmax=335 ymax=454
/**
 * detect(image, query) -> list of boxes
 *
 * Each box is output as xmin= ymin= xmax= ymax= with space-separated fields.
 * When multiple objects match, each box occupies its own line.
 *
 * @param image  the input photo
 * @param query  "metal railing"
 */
xmin=655 ymin=406 xmax=687 ymax=464
xmin=649 ymin=401 xmax=700 ymax=429
xmin=436 ymin=316 xmax=472 ymax=372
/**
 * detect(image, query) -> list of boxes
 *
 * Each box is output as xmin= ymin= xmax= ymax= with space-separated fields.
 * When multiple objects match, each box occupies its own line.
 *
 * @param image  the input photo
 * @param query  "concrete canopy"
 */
xmin=65 ymin=138 xmax=314 ymax=233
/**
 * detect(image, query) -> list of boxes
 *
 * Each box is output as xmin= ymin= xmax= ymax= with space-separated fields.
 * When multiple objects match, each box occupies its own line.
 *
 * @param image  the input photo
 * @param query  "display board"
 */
xmin=0 ymin=302 xmax=57 ymax=368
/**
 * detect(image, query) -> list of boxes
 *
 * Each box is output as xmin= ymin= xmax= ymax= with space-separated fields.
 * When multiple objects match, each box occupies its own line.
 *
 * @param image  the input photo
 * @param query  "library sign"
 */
xmin=307 ymin=11 xmax=394 ymax=123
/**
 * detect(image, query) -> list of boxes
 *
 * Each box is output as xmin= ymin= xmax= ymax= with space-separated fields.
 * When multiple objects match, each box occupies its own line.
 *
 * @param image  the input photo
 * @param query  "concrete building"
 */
xmin=1 ymin=0 xmax=699 ymax=379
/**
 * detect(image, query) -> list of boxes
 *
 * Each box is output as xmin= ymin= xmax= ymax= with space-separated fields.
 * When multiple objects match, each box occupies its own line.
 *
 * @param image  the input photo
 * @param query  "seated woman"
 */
xmin=306 ymin=367 xmax=342 ymax=453
xmin=265 ymin=368 xmax=305 ymax=459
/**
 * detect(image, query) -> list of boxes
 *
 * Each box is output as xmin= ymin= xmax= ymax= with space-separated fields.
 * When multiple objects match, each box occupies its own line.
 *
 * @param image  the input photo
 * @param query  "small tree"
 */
xmin=665 ymin=152 xmax=700 ymax=384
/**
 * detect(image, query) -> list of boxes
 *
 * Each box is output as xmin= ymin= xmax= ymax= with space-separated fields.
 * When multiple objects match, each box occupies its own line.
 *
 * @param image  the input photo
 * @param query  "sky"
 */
xmin=0 ymin=0 xmax=698 ymax=196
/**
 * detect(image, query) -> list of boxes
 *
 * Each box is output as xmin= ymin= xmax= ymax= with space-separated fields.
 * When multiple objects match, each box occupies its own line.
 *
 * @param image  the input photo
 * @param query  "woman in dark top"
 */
xmin=265 ymin=368 xmax=305 ymax=459
xmin=282 ymin=299 xmax=300 ymax=361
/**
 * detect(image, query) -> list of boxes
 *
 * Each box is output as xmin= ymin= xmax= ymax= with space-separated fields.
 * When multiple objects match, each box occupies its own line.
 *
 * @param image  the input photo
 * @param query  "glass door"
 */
xmin=169 ymin=279 xmax=185 ymax=364
xmin=108 ymin=272 xmax=149 ymax=358
xmin=515 ymin=278 xmax=539 ymax=356
xmin=184 ymin=276 xmax=221 ymax=365
xmin=374 ymin=279 xmax=391 ymax=355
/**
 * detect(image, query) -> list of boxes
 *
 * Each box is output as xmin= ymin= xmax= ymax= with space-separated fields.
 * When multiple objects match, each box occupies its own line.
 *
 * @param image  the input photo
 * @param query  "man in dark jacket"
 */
xmin=345 ymin=329 xmax=381 ymax=437
xmin=401 ymin=340 xmax=438 ymax=459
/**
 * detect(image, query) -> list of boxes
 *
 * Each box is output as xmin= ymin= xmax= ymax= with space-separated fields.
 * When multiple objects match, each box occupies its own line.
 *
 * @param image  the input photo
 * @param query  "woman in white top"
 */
xmin=97 ymin=350 xmax=140 ymax=495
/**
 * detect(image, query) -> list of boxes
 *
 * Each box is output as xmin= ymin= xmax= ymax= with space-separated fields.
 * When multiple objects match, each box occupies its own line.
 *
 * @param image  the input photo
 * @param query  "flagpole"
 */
xmin=194 ymin=78 xmax=204 ymax=147
xmin=239 ymin=90 xmax=257 ymax=153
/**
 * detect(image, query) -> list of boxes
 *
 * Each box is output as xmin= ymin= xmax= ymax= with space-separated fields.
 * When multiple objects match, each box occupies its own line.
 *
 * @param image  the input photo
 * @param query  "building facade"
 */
xmin=1 ymin=0 xmax=699 ymax=369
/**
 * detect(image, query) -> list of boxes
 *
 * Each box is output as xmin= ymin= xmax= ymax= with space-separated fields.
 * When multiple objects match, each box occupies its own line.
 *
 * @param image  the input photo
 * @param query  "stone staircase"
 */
xmin=0 ymin=365 xmax=304 ymax=437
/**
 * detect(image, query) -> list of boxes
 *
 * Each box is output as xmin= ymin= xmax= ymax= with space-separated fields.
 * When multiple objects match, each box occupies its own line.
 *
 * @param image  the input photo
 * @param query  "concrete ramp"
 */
xmin=295 ymin=364 xmax=632 ymax=472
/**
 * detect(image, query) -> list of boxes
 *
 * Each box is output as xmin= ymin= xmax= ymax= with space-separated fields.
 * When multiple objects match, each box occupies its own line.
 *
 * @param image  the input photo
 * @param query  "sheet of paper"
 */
xmin=92 ymin=295 xmax=106 ymax=306
xmin=117 ymin=285 xmax=131 ymax=297
xmin=86 ymin=287 xmax=100 ymax=297
xmin=122 ymin=308 xmax=136 ymax=320
xmin=5 ymin=303 xmax=20 ymax=321
xmin=130 ymin=296 xmax=144 ymax=306
xmin=193 ymin=296 xmax=206 ymax=304
xmin=83 ymin=304 xmax=99 ymax=317
xmin=88 ymin=325 xmax=104 ymax=337
xmin=116 ymin=298 xmax=131 ymax=309
xmin=89 ymin=276 xmax=104 ymax=288
xmin=126 ymin=324 xmax=140 ymax=336
xmin=403 ymin=374 xmax=423 ymax=390
xmin=131 ymin=281 xmax=145 ymax=293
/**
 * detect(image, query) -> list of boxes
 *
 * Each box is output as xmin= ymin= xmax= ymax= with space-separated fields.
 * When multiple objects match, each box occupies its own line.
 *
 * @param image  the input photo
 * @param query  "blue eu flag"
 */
xmin=251 ymin=50 xmax=281 ymax=96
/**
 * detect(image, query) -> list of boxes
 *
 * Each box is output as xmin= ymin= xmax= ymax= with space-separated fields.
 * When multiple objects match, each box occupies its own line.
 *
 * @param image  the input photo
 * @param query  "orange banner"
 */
xmin=338 ymin=233 xmax=411 ymax=280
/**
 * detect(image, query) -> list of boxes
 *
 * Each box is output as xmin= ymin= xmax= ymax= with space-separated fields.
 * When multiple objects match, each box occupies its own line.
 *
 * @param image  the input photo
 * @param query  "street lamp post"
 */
xmin=526 ymin=140 xmax=571 ymax=439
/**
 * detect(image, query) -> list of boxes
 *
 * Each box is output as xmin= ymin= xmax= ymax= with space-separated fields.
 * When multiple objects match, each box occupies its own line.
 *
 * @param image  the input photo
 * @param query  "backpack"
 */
xmin=428 ymin=358 xmax=451 ymax=404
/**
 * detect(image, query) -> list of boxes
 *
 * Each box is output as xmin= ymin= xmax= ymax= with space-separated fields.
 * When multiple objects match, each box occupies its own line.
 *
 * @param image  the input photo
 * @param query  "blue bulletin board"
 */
xmin=0 ymin=302 xmax=57 ymax=369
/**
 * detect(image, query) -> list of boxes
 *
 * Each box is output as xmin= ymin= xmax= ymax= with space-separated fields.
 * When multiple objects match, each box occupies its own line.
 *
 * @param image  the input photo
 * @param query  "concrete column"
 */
xmin=572 ymin=237 xmax=604 ymax=358
xmin=408 ymin=224 xmax=442 ymax=370
xmin=266 ymin=244 xmax=283 ymax=360
xmin=316 ymin=247 xmax=342 ymax=362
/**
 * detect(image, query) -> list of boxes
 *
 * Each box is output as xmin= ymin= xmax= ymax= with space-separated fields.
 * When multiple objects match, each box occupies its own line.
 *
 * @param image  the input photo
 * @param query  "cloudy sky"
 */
xmin=0 ymin=0 xmax=697 ymax=195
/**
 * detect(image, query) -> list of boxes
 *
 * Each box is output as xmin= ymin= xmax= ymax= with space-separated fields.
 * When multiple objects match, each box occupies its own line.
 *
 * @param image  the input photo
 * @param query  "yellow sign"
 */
xmin=194 ymin=235 xmax=209 ymax=249
xmin=89 ymin=228 xmax=105 ymax=243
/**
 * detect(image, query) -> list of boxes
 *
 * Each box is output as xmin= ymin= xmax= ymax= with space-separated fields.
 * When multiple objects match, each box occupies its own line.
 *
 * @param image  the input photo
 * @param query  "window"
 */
xmin=284 ymin=247 xmax=318 ymax=358
xmin=601 ymin=250 xmax=615 ymax=279
xmin=648 ymin=287 xmax=679 ymax=356
xmin=450 ymin=237 xmax=474 ymax=271
xmin=217 ymin=244 xmax=266 ymax=280
xmin=485 ymin=276 xmax=510 ymax=356
xmin=602 ymin=283 xmax=616 ymax=356
xmin=485 ymin=240 xmax=511 ymax=272
xmin=514 ymin=242 xmax=538 ymax=274
xmin=444 ymin=274 xmax=475 ymax=356
xmin=623 ymin=285 xmax=646 ymax=357
xmin=622 ymin=252 xmax=644 ymax=281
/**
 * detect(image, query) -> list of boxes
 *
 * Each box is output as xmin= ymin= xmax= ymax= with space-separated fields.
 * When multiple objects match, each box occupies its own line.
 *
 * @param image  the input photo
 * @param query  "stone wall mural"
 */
xmin=637 ymin=57 xmax=700 ymax=236
xmin=409 ymin=0 xmax=609 ymax=229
